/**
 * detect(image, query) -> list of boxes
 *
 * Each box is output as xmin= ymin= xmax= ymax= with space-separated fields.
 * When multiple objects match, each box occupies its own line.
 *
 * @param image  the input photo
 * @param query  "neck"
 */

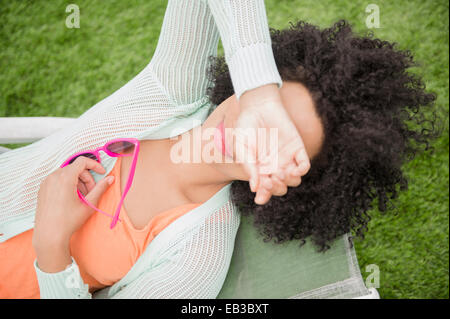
xmin=162 ymin=128 xmax=238 ymax=188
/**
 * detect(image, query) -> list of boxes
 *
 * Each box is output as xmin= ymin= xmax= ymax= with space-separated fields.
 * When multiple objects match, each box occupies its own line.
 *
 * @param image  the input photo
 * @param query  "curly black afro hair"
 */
xmin=205 ymin=20 xmax=441 ymax=252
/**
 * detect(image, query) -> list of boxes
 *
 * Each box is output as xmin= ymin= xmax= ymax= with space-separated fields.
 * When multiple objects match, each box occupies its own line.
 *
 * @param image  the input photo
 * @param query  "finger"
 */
xmin=84 ymin=176 xmax=115 ymax=207
xmin=257 ymin=141 xmax=279 ymax=176
xmin=79 ymin=170 xmax=96 ymax=193
xmin=254 ymin=186 xmax=272 ymax=205
xmin=242 ymin=141 xmax=259 ymax=192
xmin=293 ymin=148 xmax=311 ymax=176
xmin=260 ymin=174 xmax=273 ymax=190
xmin=244 ymin=161 xmax=259 ymax=193
xmin=77 ymin=179 xmax=88 ymax=196
xmin=274 ymin=169 xmax=285 ymax=181
xmin=71 ymin=156 xmax=106 ymax=176
xmin=235 ymin=128 xmax=259 ymax=192
xmin=269 ymin=175 xmax=288 ymax=196
xmin=283 ymin=163 xmax=302 ymax=187
xmin=254 ymin=171 xmax=274 ymax=205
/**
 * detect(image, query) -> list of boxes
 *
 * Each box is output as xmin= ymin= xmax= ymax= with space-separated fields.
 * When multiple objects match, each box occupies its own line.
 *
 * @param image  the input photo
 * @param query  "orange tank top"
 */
xmin=0 ymin=156 xmax=201 ymax=298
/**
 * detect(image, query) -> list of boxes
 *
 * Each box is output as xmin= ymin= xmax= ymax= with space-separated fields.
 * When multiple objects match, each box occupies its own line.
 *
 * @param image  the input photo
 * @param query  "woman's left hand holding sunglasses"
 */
xmin=32 ymin=156 xmax=114 ymax=272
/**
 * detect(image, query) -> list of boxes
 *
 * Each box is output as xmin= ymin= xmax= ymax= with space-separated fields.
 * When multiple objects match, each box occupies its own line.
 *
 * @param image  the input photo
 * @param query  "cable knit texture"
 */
xmin=0 ymin=0 xmax=282 ymax=298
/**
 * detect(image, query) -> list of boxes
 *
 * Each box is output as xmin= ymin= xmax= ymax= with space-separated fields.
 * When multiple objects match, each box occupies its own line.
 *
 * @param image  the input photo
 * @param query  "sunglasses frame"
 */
xmin=60 ymin=138 xmax=140 ymax=229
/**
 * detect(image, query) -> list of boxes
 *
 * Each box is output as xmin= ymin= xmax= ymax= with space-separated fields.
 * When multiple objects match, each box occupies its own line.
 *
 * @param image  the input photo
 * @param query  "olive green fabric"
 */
xmin=218 ymin=215 xmax=369 ymax=299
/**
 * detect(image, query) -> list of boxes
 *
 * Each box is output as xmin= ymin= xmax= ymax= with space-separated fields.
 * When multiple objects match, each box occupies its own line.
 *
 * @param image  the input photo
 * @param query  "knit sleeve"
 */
xmin=33 ymin=257 xmax=92 ymax=299
xmin=148 ymin=0 xmax=220 ymax=106
xmin=207 ymin=0 xmax=283 ymax=100
xmin=109 ymin=204 xmax=240 ymax=299
xmin=148 ymin=0 xmax=282 ymax=105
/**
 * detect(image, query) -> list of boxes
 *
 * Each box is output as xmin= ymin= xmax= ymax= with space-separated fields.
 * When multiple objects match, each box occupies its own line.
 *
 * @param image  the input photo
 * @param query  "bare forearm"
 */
xmin=33 ymin=239 xmax=72 ymax=273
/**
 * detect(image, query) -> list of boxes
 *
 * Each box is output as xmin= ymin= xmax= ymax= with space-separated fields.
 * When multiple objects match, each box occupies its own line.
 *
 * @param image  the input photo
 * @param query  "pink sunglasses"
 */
xmin=60 ymin=138 xmax=140 ymax=229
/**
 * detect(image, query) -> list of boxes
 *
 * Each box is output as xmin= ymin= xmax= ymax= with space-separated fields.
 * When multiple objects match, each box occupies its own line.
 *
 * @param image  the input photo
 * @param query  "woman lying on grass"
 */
xmin=0 ymin=0 xmax=440 ymax=299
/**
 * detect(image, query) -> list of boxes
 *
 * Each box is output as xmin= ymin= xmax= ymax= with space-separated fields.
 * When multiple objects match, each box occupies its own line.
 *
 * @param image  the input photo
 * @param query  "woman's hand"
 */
xmin=32 ymin=156 xmax=114 ymax=254
xmin=226 ymin=83 xmax=311 ymax=205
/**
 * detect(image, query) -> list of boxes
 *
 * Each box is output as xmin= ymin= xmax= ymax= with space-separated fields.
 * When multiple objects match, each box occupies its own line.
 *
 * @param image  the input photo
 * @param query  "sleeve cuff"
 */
xmin=227 ymin=42 xmax=283 ymax=100
xmin=34 ymin=257 xmax=91 ymax=299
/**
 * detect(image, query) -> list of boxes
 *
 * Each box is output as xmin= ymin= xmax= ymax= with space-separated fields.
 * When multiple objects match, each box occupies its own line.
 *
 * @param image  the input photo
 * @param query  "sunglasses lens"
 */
xmin=69 ymin=152 xmax=99 ymax=164
xmin=106 ymin=141 xmax=135 ymax=155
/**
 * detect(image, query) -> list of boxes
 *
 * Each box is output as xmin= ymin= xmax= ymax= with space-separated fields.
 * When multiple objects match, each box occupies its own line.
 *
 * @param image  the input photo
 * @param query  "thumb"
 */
xmin=85 ymin=176 xmax=115 ymax=206
xmin=242 ymin=147 xmax=259 ymax=193
xmin=234 ymin=127 xmax=259 ymax=193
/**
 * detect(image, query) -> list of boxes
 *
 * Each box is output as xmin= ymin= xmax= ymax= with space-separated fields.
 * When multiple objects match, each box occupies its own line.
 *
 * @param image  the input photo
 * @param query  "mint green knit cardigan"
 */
xmin=0 ymin=0 xmax=282 ymax=298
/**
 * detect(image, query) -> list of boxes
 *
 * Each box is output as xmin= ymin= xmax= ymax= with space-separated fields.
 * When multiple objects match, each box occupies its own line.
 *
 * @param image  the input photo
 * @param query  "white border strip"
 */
xmin=354 ymin=288 xmax=380 ymax=299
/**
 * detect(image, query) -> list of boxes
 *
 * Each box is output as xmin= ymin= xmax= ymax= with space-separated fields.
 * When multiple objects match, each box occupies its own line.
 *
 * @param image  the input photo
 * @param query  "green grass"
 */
xmin=0 ymin=0 xmax=448 ymax=298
